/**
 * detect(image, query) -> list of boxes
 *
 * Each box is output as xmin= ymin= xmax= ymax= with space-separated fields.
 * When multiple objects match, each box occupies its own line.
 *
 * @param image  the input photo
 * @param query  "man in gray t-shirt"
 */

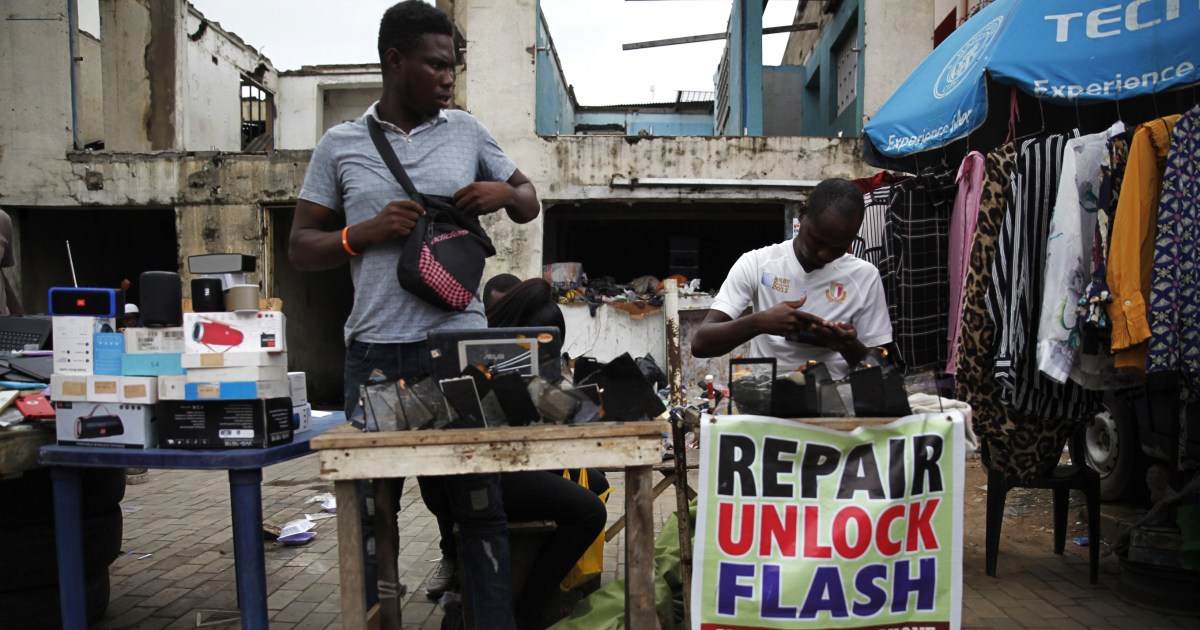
xmin=289 ymin=3 xmax=537 ymax=627
xmin=0 ymin=209 xmax=21 ymax=315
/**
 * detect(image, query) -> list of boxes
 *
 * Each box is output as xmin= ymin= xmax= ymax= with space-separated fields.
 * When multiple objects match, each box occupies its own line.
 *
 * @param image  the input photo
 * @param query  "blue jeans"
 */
xmin=344 ymin=339 xmax=516 ymax=629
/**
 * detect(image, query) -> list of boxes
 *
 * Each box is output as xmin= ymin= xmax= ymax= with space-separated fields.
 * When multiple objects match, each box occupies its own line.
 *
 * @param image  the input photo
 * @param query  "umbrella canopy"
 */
xmin=863 ymin=0 xmax=1199 ymax=169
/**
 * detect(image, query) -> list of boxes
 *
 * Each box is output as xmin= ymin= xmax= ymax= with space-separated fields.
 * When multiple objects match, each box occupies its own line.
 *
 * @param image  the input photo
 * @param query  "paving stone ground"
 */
xmin=95 ymin=451 xmax=1200 ymax=629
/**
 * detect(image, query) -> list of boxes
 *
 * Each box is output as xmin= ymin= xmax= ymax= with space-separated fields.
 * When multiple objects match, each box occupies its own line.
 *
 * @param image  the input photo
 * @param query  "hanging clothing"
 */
xmin=1107 ymin=114 xmax=1182 ymax=373
xmin=880 ymin=170 xmax=957 ymax=371
xmin=853 ymin=184 xmax=895 ymax=270
xmin=990 ymin=133 xmax=1100 ymax=422
xmin=955 ymin=142 xmax=1077 ymax=482
xmin=1147 ymin=105 xmax=1200 ymax=391
xmin=946 ymin=151 xmax=985 ymax=375
xmin=849 ymin=171 xmax=904 ymax=194
xmin=1077 ymin=132 xmax=1131 ymax=355
xmin=1036 ymin=122 xmax=1126 ymax=388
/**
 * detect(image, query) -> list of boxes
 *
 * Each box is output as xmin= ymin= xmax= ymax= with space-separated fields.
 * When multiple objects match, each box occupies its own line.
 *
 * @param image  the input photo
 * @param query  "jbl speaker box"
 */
xmin=157 ymin=397 xmax=293 ymax=449
xmin=55 ymin=401 xmax=156 ymax=449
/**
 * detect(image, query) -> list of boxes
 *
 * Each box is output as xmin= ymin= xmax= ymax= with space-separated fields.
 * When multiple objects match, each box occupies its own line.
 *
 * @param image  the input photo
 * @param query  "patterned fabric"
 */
xmin=419 ymin=240 xmax=474 ymax=311
xmin=989 ymin=133 xmax=1100 ymax=422
xmin=1077 ymin=133 xmax=1130 ymax=355
xmin=1148 ymin=105 xmax=1200 ymax=393
xmin=852 ymin=185 xmax=896 ymax=270
xmin=880 ymin=170 xmax=958 ymax=370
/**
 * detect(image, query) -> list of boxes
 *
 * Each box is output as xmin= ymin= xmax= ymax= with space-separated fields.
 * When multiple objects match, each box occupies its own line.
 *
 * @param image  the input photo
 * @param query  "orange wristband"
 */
xmin=341 ymin=226 xmax=359 ymax=256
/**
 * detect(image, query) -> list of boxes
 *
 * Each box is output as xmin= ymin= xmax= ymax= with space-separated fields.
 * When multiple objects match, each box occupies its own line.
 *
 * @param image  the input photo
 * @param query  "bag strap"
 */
xmin=366 ymin=116 xmax=425 ymax=205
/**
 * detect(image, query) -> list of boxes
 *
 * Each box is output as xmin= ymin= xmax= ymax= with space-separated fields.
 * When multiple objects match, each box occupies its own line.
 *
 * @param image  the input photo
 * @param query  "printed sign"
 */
xmin=692 ymin=413 xmax=965 ymax=630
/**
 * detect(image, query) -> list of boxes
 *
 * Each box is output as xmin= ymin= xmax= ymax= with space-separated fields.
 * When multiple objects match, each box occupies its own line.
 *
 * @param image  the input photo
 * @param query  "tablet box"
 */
xmin=121 ymin=353 xmax=185 ymax=376
xmin=292 ymin=402 xmax=312 ymax=433
xmin=183 ymin=311 xmax=286 ymax=354
xmin=160 ymin=380 xmax=290 ymax=401
xmin=157 ymin=397 xmax=293 ymax=449
xmin=55 ymin=401 xmax=156 ymax=449
xmin=184 ymin=365 xmax=287 ymax=383
xmin=124 ymin=327 xmax=185 ymax=354
xmin=93 ymin=332 xmax=125 ymax=376
xmin=288 ymin=372 xmax=308 ymax=406
xmin=180 ymin=351 xmax=288 ymax=369
xmin=51 ymin=374 xmax=89 ymax=402
xmin=86 ymin=374 xmax=122 ymax=403
xmin=52 ymin=316 xmax=116 ymax=375
xmin=120 ymin=376 xmax=159 ymax=404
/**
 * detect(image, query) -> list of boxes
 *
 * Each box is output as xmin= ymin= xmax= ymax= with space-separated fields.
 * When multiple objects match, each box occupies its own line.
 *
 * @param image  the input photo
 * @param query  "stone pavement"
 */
xmin=94 ymin=451 xmax=1200 ymax=630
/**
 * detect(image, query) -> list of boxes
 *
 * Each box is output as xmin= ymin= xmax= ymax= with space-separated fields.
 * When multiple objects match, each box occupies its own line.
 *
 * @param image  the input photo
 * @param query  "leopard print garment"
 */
xmin=954 ymin=142 xmax=1075 ymax=482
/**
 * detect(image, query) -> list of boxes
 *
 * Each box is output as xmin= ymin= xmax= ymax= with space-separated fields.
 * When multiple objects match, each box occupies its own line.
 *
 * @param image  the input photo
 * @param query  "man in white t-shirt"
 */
xmin=692 ymin=178 xmax=892 ymax=381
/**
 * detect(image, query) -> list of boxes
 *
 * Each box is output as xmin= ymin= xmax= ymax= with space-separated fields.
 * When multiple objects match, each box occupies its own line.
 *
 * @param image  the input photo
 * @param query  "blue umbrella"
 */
xmin=863 ymin=0 xmax=1199 ymax=168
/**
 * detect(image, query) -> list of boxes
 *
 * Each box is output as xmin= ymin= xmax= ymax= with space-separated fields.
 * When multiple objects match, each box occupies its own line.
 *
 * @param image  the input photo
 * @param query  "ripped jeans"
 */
xmin=344 ymin=339 xmax=516 ymax=629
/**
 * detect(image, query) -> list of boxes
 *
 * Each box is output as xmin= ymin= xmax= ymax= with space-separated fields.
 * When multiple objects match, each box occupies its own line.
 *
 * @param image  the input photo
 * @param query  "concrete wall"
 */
xmin=796 ymin=0 xmax=862 ymax=138
xmin=276 ymin=70 xmax=381 ymax=150
xmin=863 ymin=0 xmax=934 ymax=122
xmin=0 ymin=0 xmax=75 ymax=168
xmin=763 ymin=65 xmax=804 ymax=136
xmin=573 ymin=111 xmax=714 ymax=137
xmin=78 ymin=31 xmax=105 ymax=147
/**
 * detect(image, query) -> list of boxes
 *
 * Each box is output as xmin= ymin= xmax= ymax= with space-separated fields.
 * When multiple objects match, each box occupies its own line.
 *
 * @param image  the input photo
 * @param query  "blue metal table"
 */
xmin=38 ymin=413 xmax=346 ymax=630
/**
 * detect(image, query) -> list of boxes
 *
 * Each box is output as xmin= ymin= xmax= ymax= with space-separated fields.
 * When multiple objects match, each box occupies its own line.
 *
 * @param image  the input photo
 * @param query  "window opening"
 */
xmin=240 ymin=76 xmax=273 ymax=151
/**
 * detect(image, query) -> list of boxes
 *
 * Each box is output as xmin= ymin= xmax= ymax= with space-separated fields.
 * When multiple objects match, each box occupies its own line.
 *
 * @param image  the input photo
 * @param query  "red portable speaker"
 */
xmin=192 ymin=319 xmax=244 ymax=348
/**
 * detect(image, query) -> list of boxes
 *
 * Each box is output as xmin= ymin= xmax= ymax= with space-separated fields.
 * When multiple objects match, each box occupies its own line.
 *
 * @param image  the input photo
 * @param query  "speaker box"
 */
xmin=48 ymin=288 xmax=123 ymax=317
xmin=191 ymin=277 xmax=224 ymax=313
xmin=140 ymin=271 xmax=183 ymax=327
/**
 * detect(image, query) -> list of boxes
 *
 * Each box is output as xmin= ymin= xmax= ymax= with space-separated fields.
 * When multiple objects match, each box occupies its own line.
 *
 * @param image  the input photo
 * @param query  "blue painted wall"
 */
xmin=722 ymin=0 xmax=764 ymax=136
xmin=800 ymin=0 xmax=863 ymax=138
xmin=574 ymin=111 xmax=714 ymax=137
xmin=535 ymin=8 xmax=575 ymax=136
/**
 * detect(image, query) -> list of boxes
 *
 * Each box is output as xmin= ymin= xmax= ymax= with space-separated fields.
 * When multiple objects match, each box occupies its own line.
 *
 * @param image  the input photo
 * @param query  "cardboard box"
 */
xmin=93 ymin=332 xmax=125 ymax=376
xmin=292 ymin=402 xmax=312 ymax=433
xmin=51 ymin=374 xmax=89 ymax=402
xmin=86 ymin=374 xmax=122 ymax=403
xmin=183 ymin=311 xmax=286 ymax=354
xmin=184 ymin=365 xmax=287 ymax=383
xmin=288 ymin=372 xmax=308 ymax=406
xmin=121 ymin=353 xmax=185 ymax=376
xmin=157 ymin=398 xmax=293 ymax=449
xmin=157 ymin=374 xmax=186 ymax=400
xmin=180 ymin=351 xmax=288 ymax=369
xmin=124 ymin=327 xmax=185 ymax=354
xmin=161 ymin=380 xmax=290 ymax=401
xmin=55 ymin=401 xmax=156 ymax=449
xmin=52 ymin=316 xmax=116 ymax=375
xmin=120 ymin=376 xmax=159 ymax=404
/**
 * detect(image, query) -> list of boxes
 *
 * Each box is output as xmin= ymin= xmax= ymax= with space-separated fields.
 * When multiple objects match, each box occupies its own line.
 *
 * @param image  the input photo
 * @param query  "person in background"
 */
xmin=425 ymin=279 xmax=610 ymax=629
xmin=288 ymin=2 xmax=538 ymax=626
xmin=483 ymin=272 xmax=521 ymax=309
xmin=0 ymin=210 xmax=23 ymax=315
xmin=691 ymin=178 xmax=892 ymax=381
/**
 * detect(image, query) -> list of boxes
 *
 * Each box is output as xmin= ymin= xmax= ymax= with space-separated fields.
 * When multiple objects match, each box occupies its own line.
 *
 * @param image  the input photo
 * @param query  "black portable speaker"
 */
xmin=140 ymin=271 xmax=183 ymax=327
xmin=76 ymin=414 xmax=124 ymax=439
xmin=191 ymin=277 xmax=225 ymax=313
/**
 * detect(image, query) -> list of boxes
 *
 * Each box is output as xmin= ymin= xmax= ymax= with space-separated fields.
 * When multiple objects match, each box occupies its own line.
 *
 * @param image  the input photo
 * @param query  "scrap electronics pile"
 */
xmin=360 ymin=330 xmax=668 ymax=432
xmin=49 ymin=254 xmax=308 ymax=450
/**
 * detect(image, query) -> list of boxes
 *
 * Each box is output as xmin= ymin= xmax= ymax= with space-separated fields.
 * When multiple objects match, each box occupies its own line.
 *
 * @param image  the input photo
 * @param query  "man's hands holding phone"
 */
xmin=761 ymin=297 xmax=858 ymax=351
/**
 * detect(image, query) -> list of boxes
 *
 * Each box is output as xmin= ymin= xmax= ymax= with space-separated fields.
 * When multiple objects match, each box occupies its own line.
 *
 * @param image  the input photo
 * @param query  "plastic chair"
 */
xmin=983 ymin=430 xmax=1101 ymax=584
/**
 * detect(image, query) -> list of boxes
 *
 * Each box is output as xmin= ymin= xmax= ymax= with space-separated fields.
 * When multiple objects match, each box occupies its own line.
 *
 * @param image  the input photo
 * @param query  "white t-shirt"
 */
xmin=711 ymin=240 xmax=893 ymax=380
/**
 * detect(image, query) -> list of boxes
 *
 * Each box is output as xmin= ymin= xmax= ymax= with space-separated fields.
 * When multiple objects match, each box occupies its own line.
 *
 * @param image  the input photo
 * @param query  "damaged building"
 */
xmin=0 ymin=0 xmax=956 ymax=403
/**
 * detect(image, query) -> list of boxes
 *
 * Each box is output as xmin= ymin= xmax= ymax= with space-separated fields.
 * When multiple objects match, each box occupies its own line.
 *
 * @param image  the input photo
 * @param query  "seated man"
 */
xmin=691 ymin=178 xmax=892 ymax=381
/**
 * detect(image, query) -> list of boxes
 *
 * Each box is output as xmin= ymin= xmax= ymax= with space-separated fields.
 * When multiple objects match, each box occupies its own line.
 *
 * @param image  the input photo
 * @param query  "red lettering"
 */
xmin=906 ymin=498 xmax=941 ymax=552
xmin=831 ymin=506 xmax=872 ymax=559
xmin=758 ymin=504 xmax=797 ymax=557
xmin=717 ymin=502 xmax=755 ymax=556
xmin=875 ymin=505 xmax=905 ymax=556
xmin=802 ymin=505 xmax=832 ymax=558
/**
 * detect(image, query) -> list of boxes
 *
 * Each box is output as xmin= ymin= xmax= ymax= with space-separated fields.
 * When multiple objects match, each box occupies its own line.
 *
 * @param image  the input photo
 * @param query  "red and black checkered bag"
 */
xmin=368 ymin=118 xmax=496 ymax=312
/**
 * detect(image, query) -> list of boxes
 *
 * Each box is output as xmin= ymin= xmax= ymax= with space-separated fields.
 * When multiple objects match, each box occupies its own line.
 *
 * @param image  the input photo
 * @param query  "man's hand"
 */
xmin=357 ymin=200 xmax=427 ymax=242
xmin=756 ymin=297 xmax=828 ymax=337
xmin=809 ymin=320 xmax=858 ymax=351
xmin=453 ymin=181 xmax=514 ymax=217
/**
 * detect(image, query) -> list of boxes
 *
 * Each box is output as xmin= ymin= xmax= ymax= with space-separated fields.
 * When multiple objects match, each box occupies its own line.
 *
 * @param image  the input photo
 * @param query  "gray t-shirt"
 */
xmin=299 ymin=104 xmax=517 ymax=345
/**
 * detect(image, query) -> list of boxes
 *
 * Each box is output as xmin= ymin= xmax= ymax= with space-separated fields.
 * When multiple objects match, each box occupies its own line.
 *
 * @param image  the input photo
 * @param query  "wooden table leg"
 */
xmin=374 ymin=479 xmax=403 ymax=630
xmin=336 ymin=479 xmax=367 ymax=630
xmin=625 ymin=464 xmax=660 ymax=629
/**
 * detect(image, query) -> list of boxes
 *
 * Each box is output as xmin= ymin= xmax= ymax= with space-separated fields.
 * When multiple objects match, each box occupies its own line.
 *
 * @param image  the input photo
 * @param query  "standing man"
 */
xmin=691 ymin=178 xmax=891 ymax=381
xmin=289 ymin=2 xmax=538 ymax=627
xmin=0 ymin=209 xmax=23 ymax=315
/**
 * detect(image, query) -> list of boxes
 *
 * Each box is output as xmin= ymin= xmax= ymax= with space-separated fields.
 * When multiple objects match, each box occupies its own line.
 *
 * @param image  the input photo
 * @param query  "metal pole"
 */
xmin=664 ymin=278 xmax=684 ymax=407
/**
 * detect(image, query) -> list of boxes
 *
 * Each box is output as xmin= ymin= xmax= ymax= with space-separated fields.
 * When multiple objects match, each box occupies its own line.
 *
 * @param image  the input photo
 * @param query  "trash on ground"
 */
xmin=1073 ymin=536 xmax=1089 ymax=546
xmin=307 ymin=492 xmax=336 ymax=513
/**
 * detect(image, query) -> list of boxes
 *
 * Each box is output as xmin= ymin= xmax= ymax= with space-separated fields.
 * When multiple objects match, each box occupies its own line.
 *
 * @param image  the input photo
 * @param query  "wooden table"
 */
xmin=311 ymin=420 xmax=669 ymax=630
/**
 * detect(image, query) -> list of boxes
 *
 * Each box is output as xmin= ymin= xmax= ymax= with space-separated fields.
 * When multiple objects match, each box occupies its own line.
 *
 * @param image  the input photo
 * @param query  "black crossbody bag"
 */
xmin=366 ymin=117 xmax=496 ymax=312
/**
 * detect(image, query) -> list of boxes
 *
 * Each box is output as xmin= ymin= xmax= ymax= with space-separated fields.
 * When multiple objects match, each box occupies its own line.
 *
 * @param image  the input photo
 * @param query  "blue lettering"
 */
xmin=716 ymin=562 xmax=756 ymax=616
xmin=891 ymin=557 xmax=938 ymax=613
xmin=760 ymin=564 xmax=798 ymax=619
xmin=800 ymin=566 xmax=849 ymax=619
xmin=851 ymin=563 xmax=889 ymax=616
